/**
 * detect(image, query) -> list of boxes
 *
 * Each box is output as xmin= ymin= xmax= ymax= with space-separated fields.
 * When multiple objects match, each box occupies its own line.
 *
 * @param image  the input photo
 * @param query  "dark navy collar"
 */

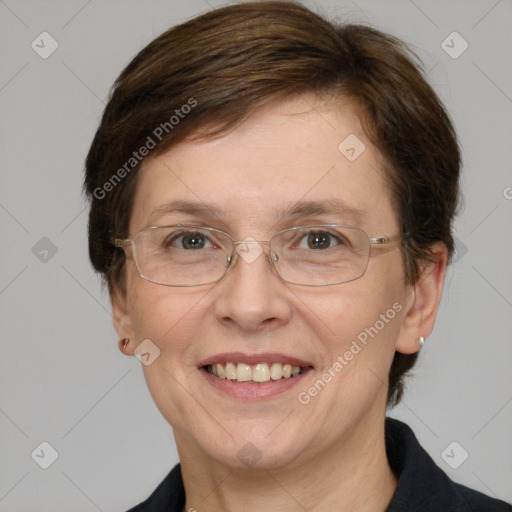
xmin=384 ymin=418 xmax=510 ymax=511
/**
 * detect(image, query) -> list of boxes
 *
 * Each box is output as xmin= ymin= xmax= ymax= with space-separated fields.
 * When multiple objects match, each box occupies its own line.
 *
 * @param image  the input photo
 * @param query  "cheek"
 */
xmin=287 ymin=282 xmax=404 ymax=439
xmin=297 ymin=265 xmax=406 ymax=380
xmin=306 ymin=284 xmax=403 ymax=348
xmin=129 ymin=287 xmax=201 ymax=351
xmin=125 ymin=260 xmax=203 ymax=361
xmin=126 ymin=284 xmax=211 ymax=427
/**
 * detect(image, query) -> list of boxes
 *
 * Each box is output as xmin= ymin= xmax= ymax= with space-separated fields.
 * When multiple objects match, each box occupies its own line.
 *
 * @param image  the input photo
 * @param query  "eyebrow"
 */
xmin=279 ymin=199 xmax=367 ymax=223
xmin=146 ymin=199 xmax=224 ymax=226
xmin=146 ymin=198 xmax=367 ymax=227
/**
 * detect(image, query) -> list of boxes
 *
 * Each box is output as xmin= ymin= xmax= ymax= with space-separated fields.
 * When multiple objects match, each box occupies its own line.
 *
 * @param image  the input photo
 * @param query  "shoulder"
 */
xmin=125 ymin=463 xmax=185 ymax=512
xmin=385 ymin=417 xmax=511 ymax=512
xmin=454 ymin=481 xmax=512 ymax=512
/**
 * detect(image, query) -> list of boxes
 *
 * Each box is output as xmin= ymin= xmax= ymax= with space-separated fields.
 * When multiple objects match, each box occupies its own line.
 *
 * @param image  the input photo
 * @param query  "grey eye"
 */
xmin=296 ymin=231 xmax=344 ymax=250
xmin=164 ymin=231 xmax=213 ymax=250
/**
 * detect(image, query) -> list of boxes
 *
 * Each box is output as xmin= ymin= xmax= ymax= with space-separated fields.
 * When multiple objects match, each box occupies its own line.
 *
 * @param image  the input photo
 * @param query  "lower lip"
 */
xmin=200 ymin=368 xmax=312 ymax=400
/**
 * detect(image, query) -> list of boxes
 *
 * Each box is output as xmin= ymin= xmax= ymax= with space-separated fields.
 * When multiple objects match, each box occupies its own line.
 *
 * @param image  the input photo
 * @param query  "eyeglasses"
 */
xmin=114 ymin=224 xmax=401 ymax=287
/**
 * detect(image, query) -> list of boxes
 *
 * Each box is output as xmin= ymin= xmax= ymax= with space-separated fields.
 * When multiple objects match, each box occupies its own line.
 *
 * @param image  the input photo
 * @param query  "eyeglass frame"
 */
xmin=114 ymin=224 xmax=402 ymax=287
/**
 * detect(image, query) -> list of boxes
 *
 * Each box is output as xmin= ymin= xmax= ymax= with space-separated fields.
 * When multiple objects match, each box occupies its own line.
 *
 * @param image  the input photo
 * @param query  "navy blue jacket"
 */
xmin=127 ymin=418 xmax=511 ymax=511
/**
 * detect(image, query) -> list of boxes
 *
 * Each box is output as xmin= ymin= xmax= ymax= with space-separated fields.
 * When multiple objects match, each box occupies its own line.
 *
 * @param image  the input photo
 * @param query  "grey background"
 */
xmin=0 ymin=0 xmax=511 ymax=510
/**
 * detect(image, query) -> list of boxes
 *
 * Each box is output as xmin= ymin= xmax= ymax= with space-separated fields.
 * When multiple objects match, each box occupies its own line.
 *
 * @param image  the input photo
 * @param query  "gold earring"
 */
xmin=120 ymin=338 xmax=129 ymax=349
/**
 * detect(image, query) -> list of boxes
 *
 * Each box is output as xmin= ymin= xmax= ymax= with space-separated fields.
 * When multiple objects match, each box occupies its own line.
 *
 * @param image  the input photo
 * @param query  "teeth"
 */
xmin=252 ymin=363 xmax=270 ymax=382
xmin=207 ymin=362 xmax=304 ymax=383
xmin=236 ymin=363 xmax=252 ymax=381
xmin=270 ymin=362 xmax=283 ymax=380
xmin=225 ymin=362 xmax=237 ymax=380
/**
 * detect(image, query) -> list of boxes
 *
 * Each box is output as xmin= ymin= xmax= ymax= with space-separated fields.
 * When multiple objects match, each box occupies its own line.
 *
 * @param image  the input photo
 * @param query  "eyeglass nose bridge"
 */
xmin=229 ymin=238 xmax=279 ymax=268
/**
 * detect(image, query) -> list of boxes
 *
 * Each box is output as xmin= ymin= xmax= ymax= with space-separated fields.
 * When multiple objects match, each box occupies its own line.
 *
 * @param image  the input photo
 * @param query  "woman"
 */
xmin=84 ymin=1 xmax=511 ymax=510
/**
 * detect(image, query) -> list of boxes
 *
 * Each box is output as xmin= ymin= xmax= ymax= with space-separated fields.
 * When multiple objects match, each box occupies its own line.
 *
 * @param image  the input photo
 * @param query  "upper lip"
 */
xmin=198 ymin=352 xmax=314 ymax=368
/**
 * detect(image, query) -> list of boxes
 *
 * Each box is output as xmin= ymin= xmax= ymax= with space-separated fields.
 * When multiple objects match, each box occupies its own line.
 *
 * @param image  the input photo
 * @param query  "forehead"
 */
xmin=130 ymin=94 xmax=397 ymax=235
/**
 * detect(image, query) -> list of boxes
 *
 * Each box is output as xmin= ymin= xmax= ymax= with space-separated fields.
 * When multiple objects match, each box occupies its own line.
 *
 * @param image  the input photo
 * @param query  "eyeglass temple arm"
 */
xmin=114 ymin=238 xmax=133 ymax=248
xmin=369 ymin=234 xmax=401 ymax=245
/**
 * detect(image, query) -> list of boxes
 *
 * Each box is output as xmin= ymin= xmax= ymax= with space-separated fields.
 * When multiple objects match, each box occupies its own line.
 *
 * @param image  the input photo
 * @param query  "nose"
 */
xmin=213 ymin=240 xmax=292 ymax=332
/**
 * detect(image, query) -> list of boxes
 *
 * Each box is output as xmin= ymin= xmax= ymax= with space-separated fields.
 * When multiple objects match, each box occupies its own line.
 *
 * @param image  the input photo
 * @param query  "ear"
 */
xmin=111 ymin=286 xmax=135 ymax=356
xmin=395 ymin=243 xmax=448 ymax=354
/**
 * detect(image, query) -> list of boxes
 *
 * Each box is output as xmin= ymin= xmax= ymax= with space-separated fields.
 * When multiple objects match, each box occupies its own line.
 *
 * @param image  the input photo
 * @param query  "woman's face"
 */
xmin=114 ymin=94 xmax=421 ymax=470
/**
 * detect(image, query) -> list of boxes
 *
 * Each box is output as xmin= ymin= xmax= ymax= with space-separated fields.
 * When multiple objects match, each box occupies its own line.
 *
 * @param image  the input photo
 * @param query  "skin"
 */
xmin=112 ymin=93 xmax=447 ymax=512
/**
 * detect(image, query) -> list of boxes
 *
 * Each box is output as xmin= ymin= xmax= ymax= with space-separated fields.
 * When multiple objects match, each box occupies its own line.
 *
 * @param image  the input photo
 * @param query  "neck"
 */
xmin=177 ymin=413 xmax=397 ymax=512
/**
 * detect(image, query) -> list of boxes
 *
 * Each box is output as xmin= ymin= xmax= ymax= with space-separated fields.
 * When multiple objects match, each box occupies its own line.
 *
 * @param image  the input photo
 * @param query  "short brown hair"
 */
xmin=84 ymin=0 xmax=460 ymax=406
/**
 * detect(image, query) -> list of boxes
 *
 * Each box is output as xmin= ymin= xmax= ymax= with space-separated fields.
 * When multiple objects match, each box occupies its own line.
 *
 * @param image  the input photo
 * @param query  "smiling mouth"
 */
xmin=204 ymin=362 xmax=312 ymax=383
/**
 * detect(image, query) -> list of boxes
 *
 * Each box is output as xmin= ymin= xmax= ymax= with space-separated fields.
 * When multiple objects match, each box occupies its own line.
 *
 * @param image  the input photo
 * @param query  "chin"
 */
xmin=191 ymin=418 xmax=316 ymax=471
